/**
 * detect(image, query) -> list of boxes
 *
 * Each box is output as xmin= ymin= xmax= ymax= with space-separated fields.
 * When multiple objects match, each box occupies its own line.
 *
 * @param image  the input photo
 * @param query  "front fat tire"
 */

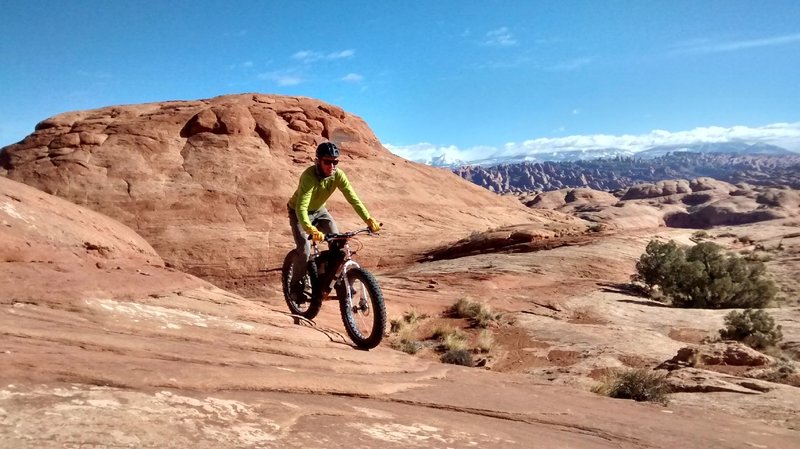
xmin=337 ymin=267 xmax=387 ymax=349
xmin=281 ymin=250 xmax=322 ymax=320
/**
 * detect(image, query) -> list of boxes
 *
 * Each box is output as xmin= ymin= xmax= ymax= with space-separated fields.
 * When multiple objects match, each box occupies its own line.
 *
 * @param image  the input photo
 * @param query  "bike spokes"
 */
xmin=339 ymin=267 xmax=386 ymax=349
xmin=349 ymin=278 xmax=375 ymax=334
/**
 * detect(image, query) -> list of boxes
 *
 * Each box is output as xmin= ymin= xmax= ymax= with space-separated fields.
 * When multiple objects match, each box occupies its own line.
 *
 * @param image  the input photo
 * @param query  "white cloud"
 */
xmin=258 ymin=71 xmax=303 ymax=86
xmin=385 ymin=122 xmax=800 ymax=163
xmin=292 ymin=49 xmax=355 ymax=63
xmin=327 ymin=49 xmax=355 ymax=60
xmin=341 ymin=73 xmax=363 ymax=83
xmin=484 ymin=27 xmax=517 ymax=47
xmin=383 ymin=143 xmax=492 ymax=164
xmin=673 ymin=33 xmax=800 ymax=54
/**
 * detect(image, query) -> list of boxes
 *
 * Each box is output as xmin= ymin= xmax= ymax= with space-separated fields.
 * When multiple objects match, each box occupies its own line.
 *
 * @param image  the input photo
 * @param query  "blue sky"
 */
xmin=2 ymin=1 xmax=799 ymax=162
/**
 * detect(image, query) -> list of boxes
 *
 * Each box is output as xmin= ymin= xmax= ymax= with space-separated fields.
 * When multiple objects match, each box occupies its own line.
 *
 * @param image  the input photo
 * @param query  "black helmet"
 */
xmin=316 ymin=142 xmax=340 ymax=159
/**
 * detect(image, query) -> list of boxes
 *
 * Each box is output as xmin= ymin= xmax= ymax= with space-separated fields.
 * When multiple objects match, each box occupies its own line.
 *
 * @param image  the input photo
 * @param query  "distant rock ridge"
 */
xmin=455 ymin=152 xmax=800 ymax=194
xmin=519 ymin=178 xmax=800 ymax=230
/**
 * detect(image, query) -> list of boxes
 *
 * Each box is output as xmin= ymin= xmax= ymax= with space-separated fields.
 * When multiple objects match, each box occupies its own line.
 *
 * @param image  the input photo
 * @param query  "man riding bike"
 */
xmin=287 ymin=141 xmax=381 ymax=303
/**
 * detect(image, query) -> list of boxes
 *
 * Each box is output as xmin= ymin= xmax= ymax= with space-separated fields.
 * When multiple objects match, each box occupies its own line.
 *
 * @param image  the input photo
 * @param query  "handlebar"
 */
xmin=307 ymin=225 xmax=383 ymax=242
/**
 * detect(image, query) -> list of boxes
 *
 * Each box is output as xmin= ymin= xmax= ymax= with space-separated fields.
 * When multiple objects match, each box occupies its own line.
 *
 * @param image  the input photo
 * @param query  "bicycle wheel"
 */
xmin=281 ymin=250 xmax=321 ymax=320
xmin=336 ymin=267 xmax=386 ymax=349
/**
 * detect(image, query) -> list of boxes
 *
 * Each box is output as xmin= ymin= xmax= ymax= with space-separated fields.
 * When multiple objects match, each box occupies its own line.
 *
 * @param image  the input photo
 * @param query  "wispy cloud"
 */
xmin=484 ymin=27 xmax=517 ymax=47
xmin=328 ymin=49 xmax=355 ymax=59
xmin=547 ymin=57 xmax=594 ymax=71
xmin=292 ymin=49 xmax=356 ymax=63
xmin=341 ymin=73 xmax=363 ymax=83
xmin=673 ymin=33 xmax=800 ymax=54
xmin=258 ymin=70 xmax=303 ymax=86
xmin=386 ymin=123 xmax=800 ymax=163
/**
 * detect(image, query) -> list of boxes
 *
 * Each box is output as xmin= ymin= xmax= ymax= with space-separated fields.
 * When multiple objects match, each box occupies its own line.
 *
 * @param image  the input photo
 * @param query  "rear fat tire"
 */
xmin=281 ymin=250 xmax=322 ymax=320
xmin=337 ymin=267 xmax=386 ymax=349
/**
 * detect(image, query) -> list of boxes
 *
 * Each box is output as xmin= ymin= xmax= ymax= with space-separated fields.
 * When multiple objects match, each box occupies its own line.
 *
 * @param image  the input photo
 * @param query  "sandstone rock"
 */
xmin=690 ymin=177 xmax=736 ymax=193
xmin=1 ymin=94 xmax=576 ymax=287
xmin=658 ymin=342 xmax=772 ymax=370
xmin=621 ymin=179 xmax=692 ymax=200
xmin=666 ymin=367 xmax=764 ymax=394
xmin=0 ymin=176 xmax=160 ymax=268
xmin=0 ymin=176 xmax=208 ymax=303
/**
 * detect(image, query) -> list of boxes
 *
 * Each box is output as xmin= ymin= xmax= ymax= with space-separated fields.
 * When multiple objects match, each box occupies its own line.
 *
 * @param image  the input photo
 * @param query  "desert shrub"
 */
xmin=442 ymin=330 xmax=468 ymax=352
xmin=633 ymin=240 xmax=777 ymax=309
xmin=587 ymin=223 xmax=604 ymax=233
xmin=593 ymin=368 xmax=669 ymax=404
xmin=389 ymin=318 xmax=405 ymax=333
xmin=402 ymin=309 xmax=428 ymax=324
xmin=391 ymin=338 xmax=423 ymax=355
xmin=441 ymin=348 xmax=474 ymax=367
xmin=692 ymin=230 xmax=710 ymax=240
xmin=450 ymin=298 xmax=501 ymax=328
xmin=720 ymin=309 xmax=783 ymax=350
xmin=632 ymin=240 xmax=685 ymax=293
xmin=389 ymin=309 xmax=428 ymax=354
xmin=430 ymin=323 xmax=456 ymax=340
xmin=738 ymin=235 xmax=754 ymax=245
xmin=475 ymin=330 xmax=495 ymax=353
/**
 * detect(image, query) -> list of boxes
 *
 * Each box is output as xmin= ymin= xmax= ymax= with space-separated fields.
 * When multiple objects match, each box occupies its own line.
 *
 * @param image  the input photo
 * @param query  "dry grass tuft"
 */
xmin=450 ymin=298 xmax=501 ymax=328
xmin=475 ymin=329 xmax=495 ymax=353
xmin=592 ymin=368 xmax=670 ymax=405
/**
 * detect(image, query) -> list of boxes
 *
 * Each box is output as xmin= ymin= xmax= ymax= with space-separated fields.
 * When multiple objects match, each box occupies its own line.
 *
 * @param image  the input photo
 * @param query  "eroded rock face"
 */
xmin=0 ymin=176 xmax=207 ymax=303
xmin=523 ymin=179 xmax=799 ymax=231
xmin=1 ymin=94 xmax=562 ymax=285
xmin=658 ymin=342 xmax=772 ymax=370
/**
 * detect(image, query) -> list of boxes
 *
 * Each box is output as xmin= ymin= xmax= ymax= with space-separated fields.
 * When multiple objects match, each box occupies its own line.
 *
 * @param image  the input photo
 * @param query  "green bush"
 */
xmin=593 ymin=368 xmax=670 ymax=404
xmin=633 ymin=240 xmax=777 ymax=309
xmin=720 ymin=309 xmax=783 ymax=350
xmin=632 ymin=240 xmax=685 ymax=294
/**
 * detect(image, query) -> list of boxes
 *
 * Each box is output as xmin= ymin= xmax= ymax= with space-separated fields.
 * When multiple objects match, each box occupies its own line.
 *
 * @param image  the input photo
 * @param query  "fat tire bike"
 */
xmin=281 ymin=227 xmax=386 ymax=349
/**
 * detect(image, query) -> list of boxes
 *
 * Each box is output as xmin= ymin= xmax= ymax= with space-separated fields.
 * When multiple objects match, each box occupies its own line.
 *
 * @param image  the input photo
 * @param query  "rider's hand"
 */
xmin=366 ymin=217 xmax=381 ymax=233
xmin=308 ymin=226 xmax=325 ymax=242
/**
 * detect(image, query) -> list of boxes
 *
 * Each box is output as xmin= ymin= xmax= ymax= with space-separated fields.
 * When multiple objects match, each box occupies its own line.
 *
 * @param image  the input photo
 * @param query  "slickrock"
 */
xmin=1 ymin=94 xmax=582 ymax=289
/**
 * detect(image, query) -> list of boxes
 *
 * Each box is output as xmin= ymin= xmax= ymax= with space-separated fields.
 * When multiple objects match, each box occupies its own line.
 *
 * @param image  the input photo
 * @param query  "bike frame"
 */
xmin=310 ymin=227 xmax=373 ymax=301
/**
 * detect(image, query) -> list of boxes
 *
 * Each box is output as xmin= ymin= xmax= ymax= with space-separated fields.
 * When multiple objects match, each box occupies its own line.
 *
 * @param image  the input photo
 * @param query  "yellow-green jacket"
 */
xmin=289 ymin=166 xmax=371 ymax=232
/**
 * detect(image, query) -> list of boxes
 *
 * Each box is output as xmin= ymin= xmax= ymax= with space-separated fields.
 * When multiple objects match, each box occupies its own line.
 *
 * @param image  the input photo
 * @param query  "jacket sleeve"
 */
xmin=336 ymin=170 xmax=371 ymax=222
xmin=294 ymin=174 xmax=316 ymax=232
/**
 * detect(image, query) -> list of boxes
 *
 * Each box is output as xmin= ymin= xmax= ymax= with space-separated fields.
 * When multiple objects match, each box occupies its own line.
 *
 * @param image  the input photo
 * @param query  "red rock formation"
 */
xmin=0 ymin=176 xmax=206 ymax=302
xmin=1 ymin=94 xmax=577 ymax=286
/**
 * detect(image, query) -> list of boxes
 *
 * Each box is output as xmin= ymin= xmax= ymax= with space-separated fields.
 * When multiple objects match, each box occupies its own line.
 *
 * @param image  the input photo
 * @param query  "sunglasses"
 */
xmin=321 ymin=159 xmax=339 ymax=166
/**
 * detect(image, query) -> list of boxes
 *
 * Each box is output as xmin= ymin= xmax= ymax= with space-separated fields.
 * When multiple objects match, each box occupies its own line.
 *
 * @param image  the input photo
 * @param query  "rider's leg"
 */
xmin=288 ymin=208 xmax=339 ymax=291
xmin=288 ymin=208 xmax=311 ymax=289
xmin=313 ymin=208 xmax=339 ymax=235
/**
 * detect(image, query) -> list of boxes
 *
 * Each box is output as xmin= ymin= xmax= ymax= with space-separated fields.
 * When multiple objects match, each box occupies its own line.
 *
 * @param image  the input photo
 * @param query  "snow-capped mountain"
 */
xmin=416 ymin=142 xmax=794 ymax=167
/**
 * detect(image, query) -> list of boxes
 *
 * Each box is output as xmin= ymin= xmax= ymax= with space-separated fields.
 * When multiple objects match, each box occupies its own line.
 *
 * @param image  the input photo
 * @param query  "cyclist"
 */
xmin=287 ymin=141 xmax=381 ymax=302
